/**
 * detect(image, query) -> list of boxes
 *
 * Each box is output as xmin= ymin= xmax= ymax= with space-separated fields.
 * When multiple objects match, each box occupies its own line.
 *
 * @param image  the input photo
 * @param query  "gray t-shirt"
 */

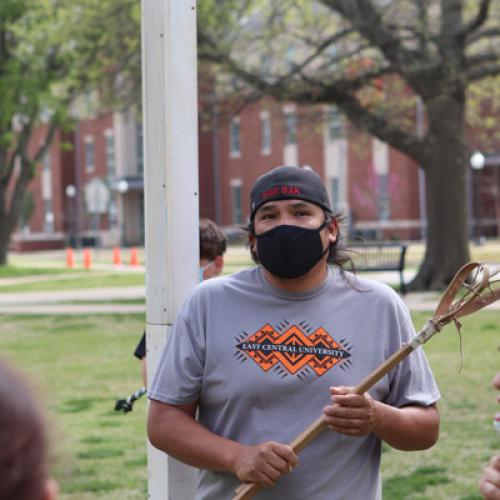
xmin=149 ymin=266 xmax=440 ymax=500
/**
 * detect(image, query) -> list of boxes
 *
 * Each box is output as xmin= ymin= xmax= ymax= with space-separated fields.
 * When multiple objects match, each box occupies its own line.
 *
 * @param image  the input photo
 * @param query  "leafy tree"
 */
xmin=0 ymin=0 xmax=138 ymax=265
xmin=197 ymin=0 xmax=500 ymax=290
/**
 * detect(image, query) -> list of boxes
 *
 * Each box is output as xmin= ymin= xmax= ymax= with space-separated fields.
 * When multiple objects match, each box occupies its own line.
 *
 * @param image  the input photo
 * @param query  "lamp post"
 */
xmin=470 ymin=151 xmax=485 ymax=245
xmin=65 ymin=184 xmax=77 ymax=247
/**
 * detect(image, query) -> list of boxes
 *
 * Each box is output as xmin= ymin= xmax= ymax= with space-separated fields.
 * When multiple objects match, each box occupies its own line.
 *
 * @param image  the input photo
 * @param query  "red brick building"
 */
xmin=11 ymin=96 xmax=499 ymax=250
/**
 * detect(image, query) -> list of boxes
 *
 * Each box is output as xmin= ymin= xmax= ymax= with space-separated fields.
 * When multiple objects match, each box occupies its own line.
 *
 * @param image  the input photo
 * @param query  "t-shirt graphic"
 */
xmin=235 ymin=320 xmax=352 ymax=378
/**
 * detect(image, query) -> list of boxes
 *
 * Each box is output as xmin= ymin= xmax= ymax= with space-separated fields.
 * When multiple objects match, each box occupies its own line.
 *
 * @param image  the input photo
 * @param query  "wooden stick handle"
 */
xmin=233 ymin=264 xmax=499 ymax=500
xmin=233 ymin=342 xmax=415 ymax=499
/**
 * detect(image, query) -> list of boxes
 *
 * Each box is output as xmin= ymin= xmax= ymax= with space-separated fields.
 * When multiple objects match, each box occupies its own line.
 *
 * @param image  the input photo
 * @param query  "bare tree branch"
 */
xmin=286 ymin=79 xmax=426 ymax=163
xmin=289 ymin=27 xmax=354 ymax=51
xmin=200 ymin=28 xmax=357 ymax=92
xmin=320 ymin=0 xmax=425 ymax=66
xmin=467 ymin=27 xmax=500 ymax=44
xmin=32 ymin=122 xmax=59 ymax=165
xmin=461 ymin=0 xmax=493 ymax=36
xmin=466 ymin=51 xmax=500 ymax=68
xmin=467 ymin=63 xmax=500 ymax=81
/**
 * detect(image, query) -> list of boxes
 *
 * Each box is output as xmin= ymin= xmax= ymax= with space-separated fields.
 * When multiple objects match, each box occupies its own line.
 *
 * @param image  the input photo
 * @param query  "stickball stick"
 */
xmin=234 ymin=262 xmax=500 ymax=500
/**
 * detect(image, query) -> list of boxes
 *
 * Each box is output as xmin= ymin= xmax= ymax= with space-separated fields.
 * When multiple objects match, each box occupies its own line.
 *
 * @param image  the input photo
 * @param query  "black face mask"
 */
xmin=255 ymin=222 xmax=329 ymax=279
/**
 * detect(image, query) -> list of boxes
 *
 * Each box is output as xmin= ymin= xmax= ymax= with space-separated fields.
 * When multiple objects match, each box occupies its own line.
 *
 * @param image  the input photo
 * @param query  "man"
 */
xmin=134 ymin=218 xmax=226 ymax=386
xmin=479 ymin=372 xmax=500 ymax=499
xmin=148 ymin=165 xmax=440 ymax=499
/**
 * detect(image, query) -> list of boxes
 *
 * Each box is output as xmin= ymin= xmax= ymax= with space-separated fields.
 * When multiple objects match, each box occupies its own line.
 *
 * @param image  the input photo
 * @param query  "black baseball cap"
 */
xmin=250 ymin=165 xmax=333 ymax=220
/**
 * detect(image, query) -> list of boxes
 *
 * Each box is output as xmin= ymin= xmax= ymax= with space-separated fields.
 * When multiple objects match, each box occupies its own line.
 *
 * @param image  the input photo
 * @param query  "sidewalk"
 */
xmin=0 ymin=270 xmax=498 ymax=315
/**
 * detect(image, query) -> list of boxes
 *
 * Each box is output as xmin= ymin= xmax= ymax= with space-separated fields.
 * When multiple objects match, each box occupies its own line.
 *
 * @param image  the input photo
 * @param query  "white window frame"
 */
xmin=372 ymin=139 xmax=390 ymax=221
xmin=229 ymin=117 xmax=241 ymax=158
xmin=104 ymin=129 xmax=115 ymax=179
xmin=230 ymin=178 xmax=243 ymax=224
xmin=84 ymin=136 xmax=95 ymax=173
xmin=326 ymin=106 xmax=344 ymax=142
xmin=284 ymin=110 xmax=297 ymax=146
xmin=260 ymin=111 xmax=272 ymax=155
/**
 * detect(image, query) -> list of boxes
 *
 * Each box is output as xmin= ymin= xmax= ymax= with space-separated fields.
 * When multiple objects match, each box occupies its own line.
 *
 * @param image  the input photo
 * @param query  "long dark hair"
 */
xmin=0 ymin=358 xmax=49 ymax=500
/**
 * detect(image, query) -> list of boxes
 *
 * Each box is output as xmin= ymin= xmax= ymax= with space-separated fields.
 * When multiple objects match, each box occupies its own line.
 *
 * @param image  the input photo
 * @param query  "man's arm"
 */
xmin=323 ymin=386 xmax=439 ymax=451
xmin=147 ymin=399 xmax=298 ymax=488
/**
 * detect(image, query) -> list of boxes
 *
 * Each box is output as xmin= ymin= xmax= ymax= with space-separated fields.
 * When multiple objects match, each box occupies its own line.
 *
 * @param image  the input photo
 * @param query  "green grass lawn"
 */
xmin=0 ymin=313 xmax=147 ymax=500
xmin=0 ymin=265 xmax=81 ymax=278
xmin=381 ymin=312 xmax=500 ymax=500
xmin=0 ymin=311 xmax=498 ymax=499
xmin=0 ymin=272 xmax=145 ymax=292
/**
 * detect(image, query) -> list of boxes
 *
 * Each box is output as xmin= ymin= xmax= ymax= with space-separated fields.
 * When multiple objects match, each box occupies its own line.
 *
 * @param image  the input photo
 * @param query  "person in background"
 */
xmin=479 ymin=372 xmax=500 ymax=499
xmin=0 ymin=357 xmax=58 ymax=500
xmin=133 ymin=218 xmax=227 ymax=386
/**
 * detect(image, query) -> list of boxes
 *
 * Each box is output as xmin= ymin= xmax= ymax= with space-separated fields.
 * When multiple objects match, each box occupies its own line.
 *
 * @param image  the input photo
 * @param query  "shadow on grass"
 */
xmin=125 ymin=455 xmax=147 ymax=467
xmin=50 ymin=323 xmax=93 ymax=333
xmin=80 ymin=435 xmax=111 ymax=445
xmin=63 ymin=478 xmax=119 ymax=494
xmin=58 ymin=396 xmax=105 ymax=413
xmin=383 ymin=465 xmax=450 ymax=499
xmin=77 ymin=448 xmax=124 ymax=460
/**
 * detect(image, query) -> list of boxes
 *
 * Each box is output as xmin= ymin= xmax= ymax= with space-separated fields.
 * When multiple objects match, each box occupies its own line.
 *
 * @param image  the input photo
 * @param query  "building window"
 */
xmin=327 ymin=107 xmax=343 ymax=141
xmin=41 ymin=151 xmax=54 ymax=233
xmin=286 ymin=45 xmax=296 ymax=71
xmin=261 ymin=53 xmax=272 ymax=81
xmin=105 ymin=132 xmax=115 ymax=179
xmin=330 ymin=177 xmax=340 ymax=214
xmin=108 ymin=197 xmax=118 ymax=227
xmin=137 ymin=122 xmax=144 ymax=175
xmin=326 ymin=44 xmax=339 ymax=69
xmin=230 ymin=180 xmax=243 ymax=224
xmin=372 ymin=138 xmax=390 ymax=221
xmin=378 ymin=173 xmax=390 ymax=221
xmin=260 ymin=112 xmax=272 ymax=155
xmin=43 ymin=200 xmax=54 ymax=233
xmin=84 ymin=138 xmax=95 ymax=173
xmin=284 ymin=112 xmax=297 ymax=145
xmin=229 ymin=118 xmax=241 ymax=157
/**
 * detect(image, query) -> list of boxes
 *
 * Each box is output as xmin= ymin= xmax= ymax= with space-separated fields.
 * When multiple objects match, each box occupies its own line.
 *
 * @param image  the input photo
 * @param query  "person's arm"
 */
xmin=147 ymin=399 xmax=298 ymax=488
xmin=322 ymin=386 xmax=439 ymax=451
xmin=479 ymin=455 xmax=500 ymax=499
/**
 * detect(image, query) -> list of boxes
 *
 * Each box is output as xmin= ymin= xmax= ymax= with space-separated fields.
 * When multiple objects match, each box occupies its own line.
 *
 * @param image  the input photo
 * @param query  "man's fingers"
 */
xmin=270 ymin=443 xmax=299 ymax=468
xmin=324 ymin=404 xmax=369 ymax=419
xmin=329 ymin=393 xmax=370 ymax=407
xmin=329 ymin=386 xmax=351 ymax=395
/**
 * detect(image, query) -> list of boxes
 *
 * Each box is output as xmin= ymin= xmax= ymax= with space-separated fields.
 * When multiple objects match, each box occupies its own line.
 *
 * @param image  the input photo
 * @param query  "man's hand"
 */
xmin=232 ymin=441 xmax=298 ymax=488
xmin=480 ymin=455 xmax=500 ymax=499
xmin=323 ymin=386 xmax=380 ymax=437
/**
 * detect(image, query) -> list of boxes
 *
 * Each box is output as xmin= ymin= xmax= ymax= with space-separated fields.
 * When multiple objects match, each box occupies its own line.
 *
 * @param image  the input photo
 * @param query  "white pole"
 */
xmin=142 ymin=0 xmax=199 ymax=499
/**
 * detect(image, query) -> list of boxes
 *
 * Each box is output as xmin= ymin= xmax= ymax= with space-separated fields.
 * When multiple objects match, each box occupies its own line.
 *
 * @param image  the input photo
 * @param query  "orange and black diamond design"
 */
xmin=235 ymin=322 xmax=352 ymax=378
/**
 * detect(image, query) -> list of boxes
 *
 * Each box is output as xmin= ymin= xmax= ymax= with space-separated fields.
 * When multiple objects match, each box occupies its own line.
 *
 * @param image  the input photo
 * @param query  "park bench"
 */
xmin=345 ymin=242 xmax=408 ymax=294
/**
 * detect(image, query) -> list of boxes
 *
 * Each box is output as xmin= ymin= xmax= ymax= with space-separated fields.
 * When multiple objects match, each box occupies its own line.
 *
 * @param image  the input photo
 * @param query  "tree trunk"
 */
xmin=0 ymin=222 xmax=10 ymax=265
xmin=409 ymin=96 xmax=471 ymax=291
xmin=0 ymin=160 xmax=33 ymax=266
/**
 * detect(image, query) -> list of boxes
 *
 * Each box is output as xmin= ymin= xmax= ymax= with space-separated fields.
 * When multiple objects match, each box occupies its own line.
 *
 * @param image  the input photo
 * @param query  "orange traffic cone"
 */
xmin=83 ymin=248 xmax=92 ymax=270
xmin=112 ymin=246 xmax=122 ymax=266
xmin=130 ymin=247 xmax=139 ymax=267
xmin=66 ymin=247 xmax=75 ymax=269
